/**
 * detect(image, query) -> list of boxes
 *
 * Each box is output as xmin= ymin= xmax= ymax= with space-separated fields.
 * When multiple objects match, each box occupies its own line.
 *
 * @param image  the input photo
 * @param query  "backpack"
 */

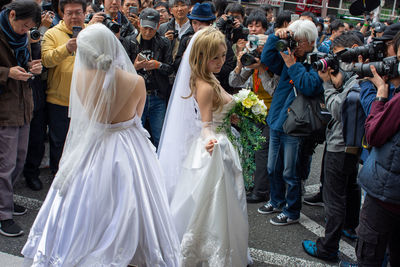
xmin=341 ymin=87 xmax=367 ymax=152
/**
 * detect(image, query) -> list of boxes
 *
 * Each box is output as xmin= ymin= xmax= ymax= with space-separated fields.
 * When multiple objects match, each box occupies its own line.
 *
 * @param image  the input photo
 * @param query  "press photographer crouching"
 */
xmin=302 ymin=32 xmax=364 ymax=262
xmin=127 ymin=8 xmax=173 ymax=148
xmin=258 ymin=19 xmax=323 ymax=226
xmin=355 ymin=33 xmax=400 ymax=267
xmin=229 ymin=34 xmax=279 ymax=203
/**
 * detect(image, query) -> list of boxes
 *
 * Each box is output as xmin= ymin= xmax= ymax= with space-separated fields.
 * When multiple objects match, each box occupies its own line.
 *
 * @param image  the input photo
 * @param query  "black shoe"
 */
xmin=13 ymin=203 xmax=27 ymax=216
xmin=303 ymin=192 xmax=324 ymax=207
xmin=246 ymin=193 xmax=267 ymax=203
xmin=257 ymin=202 xmax=282 ymax=215
xmin=26 ymin=176 xmax=43 ymax=191
xmin=0 ymin=219 xmax=24 ymax=237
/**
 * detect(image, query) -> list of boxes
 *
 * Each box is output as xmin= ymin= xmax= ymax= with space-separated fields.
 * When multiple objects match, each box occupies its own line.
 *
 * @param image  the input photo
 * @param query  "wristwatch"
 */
xmin=374 ymin=96 xmax=388 ymax=103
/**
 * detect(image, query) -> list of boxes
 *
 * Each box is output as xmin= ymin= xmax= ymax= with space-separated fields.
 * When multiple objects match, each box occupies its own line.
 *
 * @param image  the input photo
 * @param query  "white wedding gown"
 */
xmin=170 ymin=100 xmax=250 ymax=267
xmin=22 ymin=116 xmax=180 ymax=266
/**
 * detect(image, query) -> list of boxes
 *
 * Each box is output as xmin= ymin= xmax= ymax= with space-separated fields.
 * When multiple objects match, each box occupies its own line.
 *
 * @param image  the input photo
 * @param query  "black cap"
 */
xmin=139 ymin=8 xmax=160 ymax=29
xmin=374 ymin=22 xmax=400 ymax=41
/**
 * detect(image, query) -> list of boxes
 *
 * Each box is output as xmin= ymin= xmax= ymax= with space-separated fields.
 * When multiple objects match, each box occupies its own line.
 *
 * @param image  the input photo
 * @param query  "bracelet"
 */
xmin=374 ymin=96 xmax=388 ymax=103
xmin=154 ymin=61 xmax=160 ymax=69
xmin=363 ymin=23 xmax=369 ymax=27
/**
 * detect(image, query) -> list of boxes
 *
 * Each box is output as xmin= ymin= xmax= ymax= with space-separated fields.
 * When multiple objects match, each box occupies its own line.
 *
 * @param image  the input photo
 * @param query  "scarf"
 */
xmin=0 ymin=10 xmax=30 ymax=67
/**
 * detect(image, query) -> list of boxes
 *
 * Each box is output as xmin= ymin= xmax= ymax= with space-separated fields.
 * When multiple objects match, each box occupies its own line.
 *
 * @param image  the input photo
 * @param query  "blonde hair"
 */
xmin=187 ymin=26 xmax=227 ymax=111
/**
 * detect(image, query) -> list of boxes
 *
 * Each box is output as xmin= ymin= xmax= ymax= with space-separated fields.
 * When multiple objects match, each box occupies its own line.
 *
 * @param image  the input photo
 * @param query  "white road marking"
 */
xmin=0 ymin=252 xmax=24 ymax=266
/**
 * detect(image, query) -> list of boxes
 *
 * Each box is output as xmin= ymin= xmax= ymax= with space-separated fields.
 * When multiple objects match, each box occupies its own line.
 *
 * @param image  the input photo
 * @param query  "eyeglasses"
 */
xmin=64 ymin=10 xmax=84 ymax=17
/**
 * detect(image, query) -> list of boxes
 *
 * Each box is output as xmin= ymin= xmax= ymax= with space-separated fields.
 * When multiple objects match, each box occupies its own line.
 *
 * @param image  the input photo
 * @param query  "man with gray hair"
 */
xmin=257 ymin=19 xmax=324 ymax=226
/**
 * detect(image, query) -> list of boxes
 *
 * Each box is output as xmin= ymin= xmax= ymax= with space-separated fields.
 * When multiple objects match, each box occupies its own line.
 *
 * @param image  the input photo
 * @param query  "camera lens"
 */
xmin=30 ymin=28 xmax=41 ymax=40
xmin=241 ymin=53 xmax=257 ymax=66
xmin=276 ymin=39 xmax=289 ymax=52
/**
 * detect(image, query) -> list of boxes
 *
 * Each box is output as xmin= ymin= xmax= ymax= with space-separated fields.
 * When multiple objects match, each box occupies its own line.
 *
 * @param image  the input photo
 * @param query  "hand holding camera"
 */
xmin=367 ymin=65 xmax=389 ymax=97
xmin=41 ymin=11 xmax=54 ymax=28
xmin=28 ymin=59 xmax=43 ymax=75
xmin=87 ymin=12 xmax=105 ymax=25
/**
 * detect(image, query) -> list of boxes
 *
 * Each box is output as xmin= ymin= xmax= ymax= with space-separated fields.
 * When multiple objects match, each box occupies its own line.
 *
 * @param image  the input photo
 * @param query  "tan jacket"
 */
xmin=0 ymin=28 xmax=33 ymax=126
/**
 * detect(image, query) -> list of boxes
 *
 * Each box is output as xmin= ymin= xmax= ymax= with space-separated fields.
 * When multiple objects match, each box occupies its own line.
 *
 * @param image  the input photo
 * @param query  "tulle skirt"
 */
xmin=22 ymin=117 xmax=180 ymax=267
xmin=170 ymin=132 xmax=250 ymax=267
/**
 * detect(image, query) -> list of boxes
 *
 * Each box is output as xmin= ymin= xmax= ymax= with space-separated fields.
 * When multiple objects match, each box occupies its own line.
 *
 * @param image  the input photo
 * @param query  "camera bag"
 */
xmin=283 ymin=87 xmax=331 ymax=141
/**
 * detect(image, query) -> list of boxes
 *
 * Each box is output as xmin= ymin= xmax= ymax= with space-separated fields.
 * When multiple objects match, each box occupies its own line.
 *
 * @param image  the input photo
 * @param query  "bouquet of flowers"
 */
xmin=218 ymin=89 xmax=267 ymax=189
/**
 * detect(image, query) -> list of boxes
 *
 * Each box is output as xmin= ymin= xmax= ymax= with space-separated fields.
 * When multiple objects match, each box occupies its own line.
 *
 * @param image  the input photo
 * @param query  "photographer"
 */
xmin=360 ymin=23 xmax=400 ymax=116
xmin=257 ymin=19 xmax=323 ymax=226
xmin=355 ymin=34 xmax=400 ymax=266
xmin=318 ymin=19 xmax=345 ymax=54
xmin=122 ymin=0 xmax=140 ymax=31
xmin=129 ymin=8 xmax=173 ymax=148
xmin=0 ymin=0 xmax=42 ymax=237
xmin=265 ymin=10 xmax=292 ymax=36
xmin=229 ymin=34 xmax=279 ymax=203
xmin=302 ymin=32 xmax=363 ymax=262
xmin=216 ymin=3 xmax=247 ymax=50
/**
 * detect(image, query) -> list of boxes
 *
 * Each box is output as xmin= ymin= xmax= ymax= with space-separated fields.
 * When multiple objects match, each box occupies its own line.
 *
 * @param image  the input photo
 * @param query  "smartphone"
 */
xmin=291 ymin=14 xmax=300 ymax=22
xmin=72 ymin=26 xmax=82 ymax=38
xmin=129 ymin=6 xmax=138 ymax=16
xmin=138 ymin=52 xmax=147 ymax=61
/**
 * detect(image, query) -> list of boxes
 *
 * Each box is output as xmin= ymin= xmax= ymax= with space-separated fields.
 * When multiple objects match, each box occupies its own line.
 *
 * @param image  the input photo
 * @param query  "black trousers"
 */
xmin=23 ymin=107 xmax=47 ymax=180
xmin=317 ymin=151 xmax=361 ymax=255
xmin=46 ymin=102 xmax=70 ymax=174
xmin=356 ymin=195 xmax=400 ymax=267
xmin=252 ymin=123 xmax=270 ymax=197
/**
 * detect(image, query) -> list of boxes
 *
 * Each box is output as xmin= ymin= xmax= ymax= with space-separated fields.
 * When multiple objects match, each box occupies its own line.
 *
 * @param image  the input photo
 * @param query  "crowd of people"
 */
xmin=0 ymin=0 xmax=399 ymax=266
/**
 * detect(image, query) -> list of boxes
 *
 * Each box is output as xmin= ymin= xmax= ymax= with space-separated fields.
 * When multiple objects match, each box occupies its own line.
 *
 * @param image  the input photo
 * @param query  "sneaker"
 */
xmin=342 ymin=228 xmax=358 ymax=240
xmin=270 ymin=213 xmax=299 ymax=226
xmin=339 ymin=260 xmax=358 ymax=267
xmin=13 ymin=203 xmax=27 ymax=216
xmin=257 ymin=202 xmax=282 ymax=215
xmin=0 ymin=219 xmax=24 ymax=237
xmin=303 ymin=192 xmax=324 ymax=207
xmin=302 ymin=240 xmax=339 ymax=262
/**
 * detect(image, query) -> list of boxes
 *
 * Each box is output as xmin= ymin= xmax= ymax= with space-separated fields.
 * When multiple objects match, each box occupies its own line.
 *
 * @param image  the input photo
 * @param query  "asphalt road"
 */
xmin=0 ymin=144 xmax=358 ymax=266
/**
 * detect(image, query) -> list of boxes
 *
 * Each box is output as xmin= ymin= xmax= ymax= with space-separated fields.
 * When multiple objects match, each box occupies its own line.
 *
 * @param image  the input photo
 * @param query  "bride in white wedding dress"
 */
xmin=21 ymin=24 xmax=180 ymax=266
xmin=159 ymin=27 xmax=251 ymax=266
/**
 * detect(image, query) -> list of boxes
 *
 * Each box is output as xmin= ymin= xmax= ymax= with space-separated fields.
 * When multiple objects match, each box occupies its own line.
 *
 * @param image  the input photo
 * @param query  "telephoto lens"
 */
xmin=352 ymin=56 xmax=399 ymax=78
xmin=339 ymin=41 xmax=386 ymax=63
xmin=275 ymin=32 xmax=297 ymax=52
xmin=102 ymin=14 xmax=121 ymax=34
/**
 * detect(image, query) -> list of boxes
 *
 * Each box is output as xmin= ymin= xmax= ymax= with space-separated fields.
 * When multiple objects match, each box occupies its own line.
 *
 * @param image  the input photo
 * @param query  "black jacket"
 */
xmin=123 ymin=33 xmax=173 ymax=99
xmin=119 ymin=12 xmax=138 ymax=38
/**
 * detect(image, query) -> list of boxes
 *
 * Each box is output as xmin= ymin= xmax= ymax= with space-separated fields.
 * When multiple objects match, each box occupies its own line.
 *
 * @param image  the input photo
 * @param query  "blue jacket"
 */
xmin=359 ymin=80 xmax=397 ymax=115
xmin=358 ymin=130 xmax=400 ymax=205
xmin=318 ymin=38 xmax=332 ymax=53
xmin=260 ymin=34 xmax=324 ymax=132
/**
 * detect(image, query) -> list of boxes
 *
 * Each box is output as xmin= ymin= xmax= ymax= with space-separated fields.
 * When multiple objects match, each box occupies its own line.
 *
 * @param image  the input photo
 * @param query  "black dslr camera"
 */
xmin=217 ymin=16 xmax=249 ymax=43
xmin=85 ymin=13 xmax=121 ymax=33
xmin=352 ymin=56 xmax=400 ymax=78
xmin=275 ymin=32 xmax=298 ymax=52
xmin=339 ymin=41 xmax=386 ymax=63
xmin=308 ymin=52 xmax=340 ymax=75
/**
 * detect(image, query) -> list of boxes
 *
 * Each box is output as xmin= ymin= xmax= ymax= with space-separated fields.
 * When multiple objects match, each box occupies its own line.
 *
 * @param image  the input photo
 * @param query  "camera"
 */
xmin=30 ymin=28 xmax=41 ymax=40
xmin=217 ymin=16 xmax=249 ymax=43
xmin=85 ymin=13 xmax=121 ymax=34
xmin=352 ymin=56 xmax=400 ymax=78
xmin=275 ymin=32 xmax=298 ymax=52
xmin=240 ymin=35 xmax=260 ymax=66
xmin=339 ymin=41 xmax=386 ymax=63
xmin=309 ymin=52 xmax=340 ymax=75
xmin=102 ymin=14 xmax=121 ymax=34
xmin=174 ymin=30 xmax=179 ymax=39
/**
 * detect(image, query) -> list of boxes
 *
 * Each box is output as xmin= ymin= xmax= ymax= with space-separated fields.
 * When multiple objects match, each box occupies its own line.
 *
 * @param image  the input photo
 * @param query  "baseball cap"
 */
xmin=374 ymin=22 xmax=400 ymax=41
xmin=139 ymin=8 xmax=160 ymax=29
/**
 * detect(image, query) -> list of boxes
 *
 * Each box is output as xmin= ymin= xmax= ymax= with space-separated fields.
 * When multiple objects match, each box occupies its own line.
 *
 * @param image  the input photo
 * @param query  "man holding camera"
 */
xmin=102 ymin=0 xmax=136 ymax=38
xmin=302 ymin=32 xmax=363 ymax=262
xmin=258 ymin=19 xmax=323 ymax=226
xmin=41 ymin=0 xmax=87 ymax=176
xmin=129 ymin=8 xmax=173 ymax=148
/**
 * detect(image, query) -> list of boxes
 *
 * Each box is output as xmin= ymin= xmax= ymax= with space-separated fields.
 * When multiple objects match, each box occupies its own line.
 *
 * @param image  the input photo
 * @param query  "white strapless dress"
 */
xmin=22 ymin=116 xmax=180 ymax=267
xmin=170 ymin=100 xmax=250 ymax=267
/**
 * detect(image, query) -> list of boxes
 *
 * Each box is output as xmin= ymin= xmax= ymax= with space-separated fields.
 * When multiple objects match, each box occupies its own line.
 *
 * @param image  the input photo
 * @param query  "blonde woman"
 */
xmin=159 ymin=27 xmax=251 ymax=266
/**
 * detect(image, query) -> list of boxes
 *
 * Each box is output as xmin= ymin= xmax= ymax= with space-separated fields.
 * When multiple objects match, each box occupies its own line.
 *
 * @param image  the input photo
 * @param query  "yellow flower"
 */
xmin=242 ymin=98 xmax=254 ymax=108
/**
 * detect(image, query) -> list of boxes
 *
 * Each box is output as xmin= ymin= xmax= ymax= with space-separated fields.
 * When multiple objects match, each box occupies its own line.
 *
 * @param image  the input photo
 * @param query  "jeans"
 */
xmin=141 ymin=94 xmax=167 ymax=149
xmin=267 ymin=129 xmax=301 ymax=220
xmin=317 ymin=151 xmax=360 ymax=256
xmin=47 ymin=102 xmax=70 ymax=174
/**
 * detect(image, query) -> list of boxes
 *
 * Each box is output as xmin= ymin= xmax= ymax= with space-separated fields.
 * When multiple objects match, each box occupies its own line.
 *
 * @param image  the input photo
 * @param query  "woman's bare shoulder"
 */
xmin=195 ymin=79 xmax=213 ymax=96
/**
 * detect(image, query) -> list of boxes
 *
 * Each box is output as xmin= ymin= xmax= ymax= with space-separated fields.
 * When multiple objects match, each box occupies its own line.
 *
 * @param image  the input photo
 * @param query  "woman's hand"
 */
xmin=29 ymin=59 xmax=43 ymax=75
xmin=205 ymin=139 xmax=218 ymax=155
